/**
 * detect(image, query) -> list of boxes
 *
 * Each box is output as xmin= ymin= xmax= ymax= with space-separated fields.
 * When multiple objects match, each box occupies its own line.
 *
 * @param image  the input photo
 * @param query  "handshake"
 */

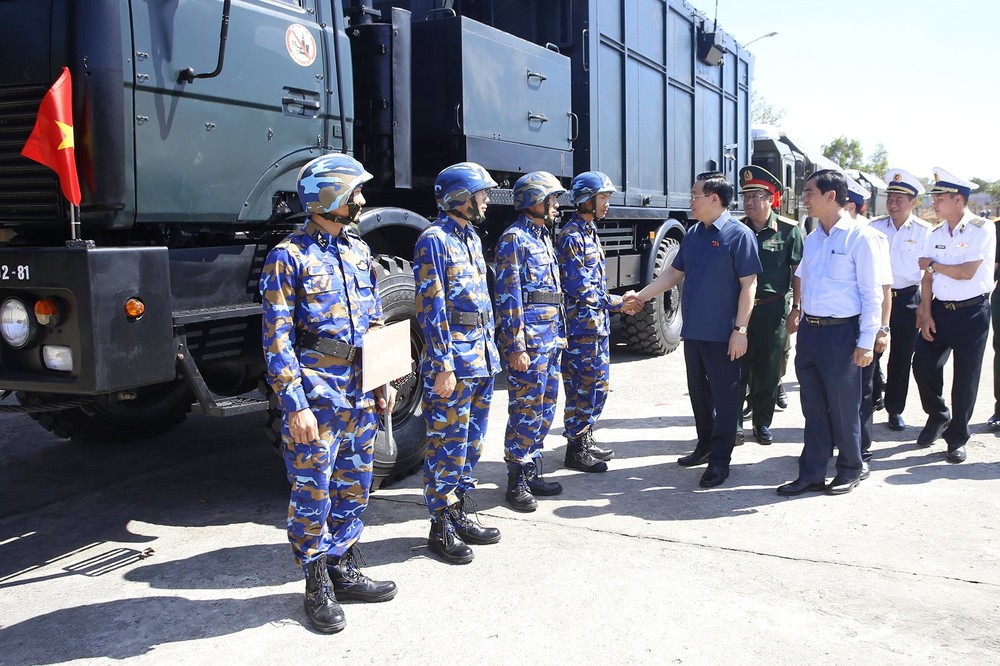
xmin=621 ymin=290 xmax=646 ymax=316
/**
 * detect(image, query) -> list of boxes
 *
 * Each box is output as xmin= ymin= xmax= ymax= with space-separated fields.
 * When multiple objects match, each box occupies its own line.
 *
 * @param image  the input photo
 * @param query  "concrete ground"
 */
xmin=1 ymin=333 xmax=998 ymax=665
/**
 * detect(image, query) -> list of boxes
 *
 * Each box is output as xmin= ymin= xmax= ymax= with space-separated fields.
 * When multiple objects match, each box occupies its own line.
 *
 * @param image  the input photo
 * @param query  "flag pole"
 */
xmin=70 ymin=203 xmax=79 ymax=241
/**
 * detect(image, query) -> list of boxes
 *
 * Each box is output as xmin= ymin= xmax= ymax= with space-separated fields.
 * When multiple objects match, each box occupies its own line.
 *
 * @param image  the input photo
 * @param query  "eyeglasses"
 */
xmin=689 ymin=193 xmax=710 ymax=200
xmin=742 ymin=192 xmax=771 ymax=202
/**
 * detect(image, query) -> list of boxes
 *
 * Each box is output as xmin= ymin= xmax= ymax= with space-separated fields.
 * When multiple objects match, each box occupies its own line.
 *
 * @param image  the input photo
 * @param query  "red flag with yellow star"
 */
xmin=21 ymin=67 xmax=81 ymax=205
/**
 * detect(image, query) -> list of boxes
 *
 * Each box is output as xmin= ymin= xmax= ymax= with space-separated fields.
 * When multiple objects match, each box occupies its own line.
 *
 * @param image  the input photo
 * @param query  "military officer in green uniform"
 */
xmin=737 ymin=166 xmax=804 ymax=445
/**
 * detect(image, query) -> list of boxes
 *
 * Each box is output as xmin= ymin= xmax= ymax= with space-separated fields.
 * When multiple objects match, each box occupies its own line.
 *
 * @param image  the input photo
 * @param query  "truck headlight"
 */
xmin=42 ymin=345 xmax=73 ymax=372
xmin=1 ymin=297 xmax=33 ymax=348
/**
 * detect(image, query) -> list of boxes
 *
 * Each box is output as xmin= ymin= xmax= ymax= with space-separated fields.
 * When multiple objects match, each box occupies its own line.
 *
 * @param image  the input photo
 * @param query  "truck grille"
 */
xmin=0 ymin=84 xmax=62 ymax=223
xmin=596 ymin=221 xmax=635 ymax=253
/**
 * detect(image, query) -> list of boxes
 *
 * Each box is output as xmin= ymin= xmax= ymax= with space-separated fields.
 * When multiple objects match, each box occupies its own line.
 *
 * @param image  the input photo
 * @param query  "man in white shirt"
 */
xmin=913 ymin=168 xmax=996 ymax=464
xmin=868 ymin=169 xmax=932 ymax=431
xmin=779 ymin=170 xmax=883 ymax=496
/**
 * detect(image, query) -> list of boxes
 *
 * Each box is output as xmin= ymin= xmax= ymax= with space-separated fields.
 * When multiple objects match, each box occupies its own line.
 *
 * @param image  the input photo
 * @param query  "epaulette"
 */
xmin=911 ymin=215 xmax=932 ymax=229
xmin=968 ymin=216 xmax=988 ymax=228
xmin=776 ymin=215 xmax=799 ymax=227
xmin=870 ymin=215 xmax=891 ymax=226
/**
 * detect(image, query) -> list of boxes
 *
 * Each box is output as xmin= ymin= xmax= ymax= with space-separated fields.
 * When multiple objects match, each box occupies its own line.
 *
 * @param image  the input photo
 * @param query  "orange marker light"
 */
xmin=124 ymin=297 xmax=145 ymax=319
xmin=34 ymin=298 xmax=61 ymax=326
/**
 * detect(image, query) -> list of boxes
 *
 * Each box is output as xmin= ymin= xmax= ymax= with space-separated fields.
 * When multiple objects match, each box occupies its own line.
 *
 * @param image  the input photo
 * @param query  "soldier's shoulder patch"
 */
xmin=870 ymin=215 xmax=891 ymax=225
xmin=912 ymin=215 xmax=933 ymax=229
xmin=776 ymin=215 xmax=799 ymax=227
xmin=969 ymin=215 xmax=988 ymax=228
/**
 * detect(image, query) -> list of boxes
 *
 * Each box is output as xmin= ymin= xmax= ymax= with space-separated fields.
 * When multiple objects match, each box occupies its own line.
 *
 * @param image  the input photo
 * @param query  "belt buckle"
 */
xmin=805 ymin=316 xmax=820 ymax=326
xmin=345 ymin=345 xmax=356 ymax=362
xmin=945 ymin=302 xmax=957 ymax=311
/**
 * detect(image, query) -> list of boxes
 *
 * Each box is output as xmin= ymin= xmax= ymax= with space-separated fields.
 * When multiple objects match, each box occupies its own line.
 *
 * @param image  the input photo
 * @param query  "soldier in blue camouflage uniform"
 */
xmin=495 ymin=171 xmax=568 ymax=512
xmin=414 ymin=162 xmax=502 ymax=564
xmin=557 ymin=171 xmax=629 ymax=472
xmin=260 ymin=153 xmax=397 ymax=634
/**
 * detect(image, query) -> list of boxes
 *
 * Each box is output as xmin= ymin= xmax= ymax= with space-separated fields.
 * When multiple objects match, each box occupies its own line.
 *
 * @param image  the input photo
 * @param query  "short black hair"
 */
xmin=807 ymin=169 xmax=848 ymax=206
xmin=696 ymin=171 xmax=734 ymax=207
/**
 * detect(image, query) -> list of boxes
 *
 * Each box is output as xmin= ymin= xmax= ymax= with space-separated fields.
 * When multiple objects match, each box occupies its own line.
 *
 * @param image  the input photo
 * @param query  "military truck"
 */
xmin=0 ymin=0 xmax=752 ymax=485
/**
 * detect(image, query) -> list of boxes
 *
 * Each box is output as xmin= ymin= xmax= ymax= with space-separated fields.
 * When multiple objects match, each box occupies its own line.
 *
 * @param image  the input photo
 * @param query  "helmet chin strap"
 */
xmin=452 ymin=200 xmax=485 ymax=226
xmin=524 ymin=202 xmax=560 ymax=229
xmin=320 ymin=202 xmax=362 ymax=229
xmin=576 ymin=197 xmax=604 ymax=221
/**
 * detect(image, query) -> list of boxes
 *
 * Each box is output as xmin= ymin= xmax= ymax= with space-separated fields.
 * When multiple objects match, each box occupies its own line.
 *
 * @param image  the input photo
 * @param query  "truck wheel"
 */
xmin=621 ymin=237 xmax=682 ymax=356
xmin=371 ymin=255 xmax=427 ymax=488
xmin=17 ymin=380 xmax=193 ymax=443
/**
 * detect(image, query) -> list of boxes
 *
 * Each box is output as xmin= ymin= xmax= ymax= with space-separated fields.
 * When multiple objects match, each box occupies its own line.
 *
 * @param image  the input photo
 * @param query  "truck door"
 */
xmin=129 ymin=0 xmax=341 ymax=224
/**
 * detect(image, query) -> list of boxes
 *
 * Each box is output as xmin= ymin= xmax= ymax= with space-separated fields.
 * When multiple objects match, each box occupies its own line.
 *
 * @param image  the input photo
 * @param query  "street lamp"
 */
xmin=744 ymin=31 xmax=778 ymax=48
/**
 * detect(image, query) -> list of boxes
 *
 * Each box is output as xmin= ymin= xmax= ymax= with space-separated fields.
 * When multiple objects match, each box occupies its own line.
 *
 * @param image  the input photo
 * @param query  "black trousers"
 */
xmin=874 ymin=286 xmax=920 ymax=415
xmin=684 ymin=339 xmax=741 ymax=469
xmin=795 ymin=317 xmax=863 ymax=483
xmin=913 ymin=298 xmax=990 ymax=449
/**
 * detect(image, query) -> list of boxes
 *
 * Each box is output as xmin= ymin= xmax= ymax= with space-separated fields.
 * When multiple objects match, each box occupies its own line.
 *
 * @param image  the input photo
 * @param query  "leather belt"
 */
xmin=935 ymin=294 xmax=986 ymax=311
xmin=802 ymin=314 xmax=858 ymax=327
xmin=298 ymin=331 xmax=359 ymax=361
xmin=891 ymin=285 xmax=919 ymax=298
xmin=525 ymin=291 xmax=563 ymax=305
xmin=754 ymin=293 xmax=784 ymax=306
xmin=450 ymin=310 xmax=490 ymax=327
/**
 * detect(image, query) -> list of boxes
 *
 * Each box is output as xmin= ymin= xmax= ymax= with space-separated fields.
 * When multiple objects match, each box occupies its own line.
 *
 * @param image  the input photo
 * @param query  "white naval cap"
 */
xmin=885 ymin=168 xmax=925 ymax=197
xmin=929 ymin=167 xmax=979 ymax=199
xmin=845 ymin=174 xmax=871 ymax=209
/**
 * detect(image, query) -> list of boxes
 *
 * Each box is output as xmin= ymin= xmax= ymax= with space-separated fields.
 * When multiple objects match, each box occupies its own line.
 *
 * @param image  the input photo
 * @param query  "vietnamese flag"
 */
xmin=21 ymin=67 xmax=81 ymax=206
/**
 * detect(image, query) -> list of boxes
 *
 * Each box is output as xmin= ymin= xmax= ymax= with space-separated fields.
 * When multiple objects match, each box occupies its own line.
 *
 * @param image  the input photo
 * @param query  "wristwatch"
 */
xmin=734 ymin=325 xmax=748 ymax=335
xmin=927 ymin=261 xmax=936 ymax=273
xmin=878 ymin=325 xmax=891 ymax=334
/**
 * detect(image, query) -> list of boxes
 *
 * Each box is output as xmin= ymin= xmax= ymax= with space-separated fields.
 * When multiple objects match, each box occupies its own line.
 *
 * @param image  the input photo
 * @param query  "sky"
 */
xmin=689 ymin=0 xmax=1000 ymax=182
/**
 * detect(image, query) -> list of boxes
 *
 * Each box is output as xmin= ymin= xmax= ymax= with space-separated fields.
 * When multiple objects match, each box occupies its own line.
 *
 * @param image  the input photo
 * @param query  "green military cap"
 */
xmin=739 ymin=165 xmax=781 ymax=194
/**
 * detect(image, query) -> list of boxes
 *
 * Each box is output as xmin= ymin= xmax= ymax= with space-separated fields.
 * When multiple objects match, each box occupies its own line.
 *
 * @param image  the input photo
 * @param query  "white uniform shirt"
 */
xmin=868 ymin=214 xmax=932 ymax=289
xmin=796 ymin=211 xmax=883 ymax=350
xmin=922 ymin=210 xmax=996 ymax=301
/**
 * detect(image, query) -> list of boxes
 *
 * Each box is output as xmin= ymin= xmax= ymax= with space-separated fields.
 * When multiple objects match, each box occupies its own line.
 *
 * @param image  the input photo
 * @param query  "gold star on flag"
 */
xmin=55 ymin=120 xmax=74 ymax=150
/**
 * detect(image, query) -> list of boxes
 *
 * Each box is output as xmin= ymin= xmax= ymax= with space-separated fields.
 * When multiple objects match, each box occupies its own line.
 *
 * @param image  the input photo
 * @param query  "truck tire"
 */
xmin=621 ymin=237 xmax=682 ymax=355
xmin=261 ymin=255 xmax=428 ymax=490
xmin=17 ymin=380 xmax=193 ymax=443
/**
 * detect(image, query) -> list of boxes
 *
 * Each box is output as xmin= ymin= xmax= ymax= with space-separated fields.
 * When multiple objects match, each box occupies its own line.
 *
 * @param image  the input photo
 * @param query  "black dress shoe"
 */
xmin=946 ymin=445 xmax=967 ymax=463
xmin=826 ymin=474 xmax=860 ymax=495
xmin=677 ymin=448 xmax=712 ymax=467
xmin=917 ymin=419 xmax=950 ymax=447
xmin=860 ymin=461 xmax=870 ymax=480
xmin=776 ymin=478 xmax=826 ymax=496
xmin=734 ymin=430 xmax=745 ymax=446
xmin=775 ymin=385 xmax=788 ymax=410
xmin=753 ymin=425 xmax=773 ymax=445
xmin=887 ymin=413 xmax=905 ymax=431
xmin=742 ymin=402 xmax=753 ymax=418
xmin=699 ymin=466 xmax=729 ymax=488
xmin=873 ymin=396 xmax=885 ymax=412
xmin=988 ymin=414 xmax=1000 ymax=431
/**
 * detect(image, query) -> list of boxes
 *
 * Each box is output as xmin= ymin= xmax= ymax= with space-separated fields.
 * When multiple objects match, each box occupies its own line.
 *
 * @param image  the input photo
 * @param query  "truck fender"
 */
xmin=642 ymin=218 xmax=686 ymax=284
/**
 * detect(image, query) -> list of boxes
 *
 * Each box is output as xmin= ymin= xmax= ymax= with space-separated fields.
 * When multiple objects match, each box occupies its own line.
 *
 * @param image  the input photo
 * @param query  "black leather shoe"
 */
xmin=776 ymin=478 xmax=826 ymax=496
xmin=734 ymin=430 xmax=745 ymax=446
xmin=677 ymin=448 xmax=711 ymax=467
xmin=329 ymin=547 xmax=398 ymax=603
xmin=917 ymin=419 xmax=950 ymax=447
xmin=988 ymin=414 xmax=1000 ymax=431
xmin=946 ymin=445 xmax=967 ymax=463
xmin=887 ymin=413 xmax=905 ymax=431
xmin=873 ymin=396 xmax=885 ymax=412
xmin=753 ymin=425 xmax=773 ymax=445
xmin=859 ymin=461 xmax=870 ymax=480
xmin=826 ymin=474 xmax=860 ymax=495
xmin=699 ymin=466 xmax=729 ymax=488
xmin=775 ymin=385 xmax=788 ymax=410
xmin=742 ymin=402 xmax=752 ymax=418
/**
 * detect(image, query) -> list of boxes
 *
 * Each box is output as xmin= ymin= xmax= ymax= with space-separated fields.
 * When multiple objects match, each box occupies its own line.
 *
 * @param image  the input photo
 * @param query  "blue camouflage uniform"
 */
xmin=261 ymin=220 xmax=382 ymax=573
xmin=414 ymin=212 xmax=500 ymax=514
xmin=557 ymin=213 xmax=625 ymax=439
xmin=495 ymin=215 xmax=567 ymax=464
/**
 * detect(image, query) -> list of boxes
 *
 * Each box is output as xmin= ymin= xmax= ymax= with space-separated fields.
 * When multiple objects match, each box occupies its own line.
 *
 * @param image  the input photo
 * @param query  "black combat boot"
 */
xmin=505 ymin=462 xmax=538 ymax=512
xmin=449 ymin=490 xmax=501 ymax=544
xmin=328 ymin=545 xmax=398 ymax=603
xmin=427 ymin=508 xmax=474 ymax=565
xmin=525 ymin=457 xmax=562 ymax=496
xmin=304 ymin=555 xmax=346 ymax=633
xmin=582 ymin=429 xmax=614 ymax=461
xmin=564 ymin=436 xmax=608 ymax=473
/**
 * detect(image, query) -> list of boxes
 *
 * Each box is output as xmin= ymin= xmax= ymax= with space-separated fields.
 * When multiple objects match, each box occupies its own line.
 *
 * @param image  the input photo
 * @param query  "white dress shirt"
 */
xmin=868 ymin=214 xmax=932 ymax=289
xmin=922 ymin=210 xmax=997 ymax=301
xmin=796 ymin=211 xmax=884 ymax=350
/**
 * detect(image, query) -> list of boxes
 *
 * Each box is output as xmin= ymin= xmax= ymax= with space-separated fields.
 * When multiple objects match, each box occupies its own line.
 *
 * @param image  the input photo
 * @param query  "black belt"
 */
xmin=934 ymin=294 xmax=986 ymax=311
xmin=450 ymin=310 xmax=490 ymax=327
xmin=297 ymin=332 xmax=359 ymax=361
xmin=802 ymin=314 xmax=858 ymax=327
xmin=525 ymin=291 xmax=563 ymax=305
xmin=754 ymin=293 xmax=784 ymax=306
xmin=891 ymin=285 xmax=919 ymax=298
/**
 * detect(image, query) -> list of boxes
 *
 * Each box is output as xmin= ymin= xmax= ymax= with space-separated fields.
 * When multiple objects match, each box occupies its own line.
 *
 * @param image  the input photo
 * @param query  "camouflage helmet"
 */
xmin=570 ymin=171 xmax=616 ymax=205
xmin=512 ymin=171 xmax=566 ymax=211
xmin=297 ymin=153 xmax=373 ymax=215
xmin=434 ymin=162 xmax=498 ymax=212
